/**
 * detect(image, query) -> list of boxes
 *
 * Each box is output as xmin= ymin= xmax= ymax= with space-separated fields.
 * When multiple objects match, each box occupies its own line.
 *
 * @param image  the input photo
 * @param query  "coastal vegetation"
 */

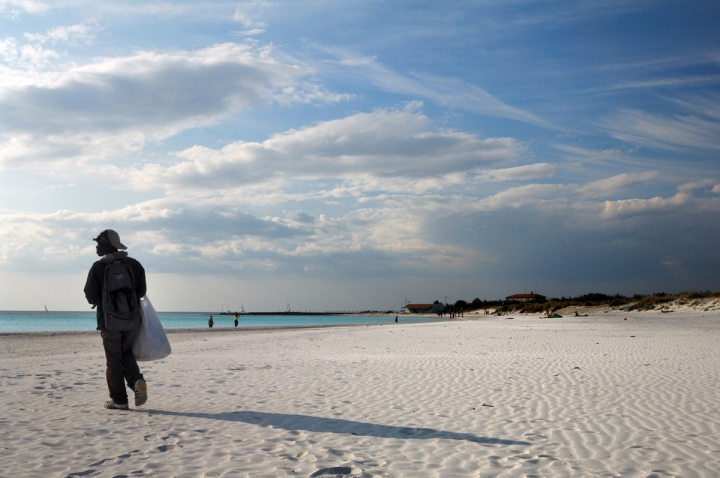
xmin=447 ymin=290 xmax=720 ymax=315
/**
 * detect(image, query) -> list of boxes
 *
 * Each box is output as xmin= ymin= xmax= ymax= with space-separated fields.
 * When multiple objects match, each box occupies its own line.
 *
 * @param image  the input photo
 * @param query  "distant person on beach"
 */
xmin=395 ymin=316 xmax=398 ymax=323
xmin=84 ymin=229 xmax=148 ymax=411
xmin=209 ymin=316 xmax=214 ymax=328
xmin=234 ymin=312 xmax=239 ymax=327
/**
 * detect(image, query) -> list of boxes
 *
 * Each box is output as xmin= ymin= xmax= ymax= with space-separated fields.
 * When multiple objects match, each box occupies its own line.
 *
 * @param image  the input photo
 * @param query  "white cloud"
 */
xmin=551 ymin=144 xmax=638 ymax=164
xmin=237 ymin=28 xmax=266 ymax=36
xmin=0 ymin=42 xmax=347 ymax=167
xmin=677 ymin=179 xmax=717 ymax=192
xmin=23 ymin=22 xmax=95 ymax=45
xmin=274 ymin=81 xmax=352 ymax=105
xmin=2 ymin=165 xmax=720 ymax=296
xmin=0 ymin=35 xmax=60 ymax=70
xmin=0 ymin=192 xmax=487 ymax=276
xmin=577 ymin=171 xmax=657 ymax=198
xmin=0 ymin=0 xmax=48 ymax=18
xmin=0 ymin=37 xmax=18 ymax=62
xmin=338 ymin=171 xmax=471 ymax=196
xmin=478 ymin=163 xmax=556 ymax=182
xmin=232 ymin=1 xmax=269 ymax=36
xmin=476 ymin=183 xmax=571 ymax=211
xmin=599 ymin=192 xmax=692 ymax=218
xmin=338 ymin=55 xmax=377 ymax=66
xmin=0 ymin=196 xmax=309 ymax=271
xmin=128 ymin=105 xmax=524 ymax=193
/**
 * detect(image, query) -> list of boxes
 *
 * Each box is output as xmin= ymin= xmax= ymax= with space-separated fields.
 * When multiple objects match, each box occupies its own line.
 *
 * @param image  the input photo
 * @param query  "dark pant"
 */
xmin=101 ymin=328 xmax=143 ymax=404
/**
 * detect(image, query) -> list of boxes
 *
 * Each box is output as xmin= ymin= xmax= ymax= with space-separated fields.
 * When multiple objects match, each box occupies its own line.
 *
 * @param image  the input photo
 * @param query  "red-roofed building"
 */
xmin=402 ymin=303 xmax=446 ymax=314
xmin=506 ymin=292 xmax=546 ymax=302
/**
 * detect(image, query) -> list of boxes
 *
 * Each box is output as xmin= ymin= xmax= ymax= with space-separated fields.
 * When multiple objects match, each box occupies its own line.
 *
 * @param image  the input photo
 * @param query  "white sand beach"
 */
xmin=1 ymin=310 xmax=719 ymax=477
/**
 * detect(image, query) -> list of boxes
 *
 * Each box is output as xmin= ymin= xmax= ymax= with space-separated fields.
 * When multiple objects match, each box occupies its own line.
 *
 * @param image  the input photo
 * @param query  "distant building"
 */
xmin=506 ymin=292 xmax=546 ymax=302
xmin=403 ymin=303 xmax=447 ymax=314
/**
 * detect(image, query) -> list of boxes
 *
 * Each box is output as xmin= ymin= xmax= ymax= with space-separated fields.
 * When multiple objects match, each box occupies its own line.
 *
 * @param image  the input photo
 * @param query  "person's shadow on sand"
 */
xmin=141 ymin=410 xmax=530 ymax=446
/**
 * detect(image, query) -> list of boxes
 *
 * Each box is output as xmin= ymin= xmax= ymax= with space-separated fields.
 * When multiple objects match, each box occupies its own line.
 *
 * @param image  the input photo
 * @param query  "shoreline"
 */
xmin=3 ymin=305 xmax=719 ymax=339
xmin=0 ymin=316 xmax=443 ymax=338
xmin=0 ymin=312 xmax=443 ymax=336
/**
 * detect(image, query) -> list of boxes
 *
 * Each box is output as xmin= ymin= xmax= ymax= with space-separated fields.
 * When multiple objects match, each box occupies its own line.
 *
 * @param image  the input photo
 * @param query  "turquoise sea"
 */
xmin=0 ymin=311 xmax=439 ymax=333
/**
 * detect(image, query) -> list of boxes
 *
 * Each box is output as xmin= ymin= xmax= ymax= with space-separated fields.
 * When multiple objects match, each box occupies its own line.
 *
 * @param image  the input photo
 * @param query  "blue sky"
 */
xmin=1 ymin=0 xmax=719 ymax=311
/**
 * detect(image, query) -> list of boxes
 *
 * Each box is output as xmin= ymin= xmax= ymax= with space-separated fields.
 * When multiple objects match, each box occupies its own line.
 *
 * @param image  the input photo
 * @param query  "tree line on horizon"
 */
xmin=443 ymin=290 xmax=720 ymax=314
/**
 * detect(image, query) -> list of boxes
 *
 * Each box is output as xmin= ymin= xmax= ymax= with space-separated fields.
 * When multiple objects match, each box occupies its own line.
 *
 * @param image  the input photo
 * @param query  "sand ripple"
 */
xmin=1 ymin=313 xmax=719 ymax=476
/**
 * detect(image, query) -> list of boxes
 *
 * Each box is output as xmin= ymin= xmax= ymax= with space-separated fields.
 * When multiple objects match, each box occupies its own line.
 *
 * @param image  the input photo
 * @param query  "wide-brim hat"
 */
xmin=93 ymin=229 xmax=127 ymax=250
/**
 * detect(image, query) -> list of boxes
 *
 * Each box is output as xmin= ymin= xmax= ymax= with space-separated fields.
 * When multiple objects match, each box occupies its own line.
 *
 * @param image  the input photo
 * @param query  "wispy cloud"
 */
xmin=664 ymin=93 xmax=720 ymax=120
xmin=604 ymin=75 xmax=720 ymax=91
xmin=552 ymin=144 xmax=633 ymax=162
xmin=599 ymin=192 xmax=692 ymax=218
xmin=23 ymin=22 xmax=96 ymax=45
xmin=0 ymin=0 xmax=48 ymax=18
xmin=598 ymin=108 xmax=720 ymax=151
xmin=677 ymin=179 xmax=717 ymax=192
xmin=577 ymin=171 xmax=657 ymax=198
xmin=0 ymin=35 xmax=59 ymax=70
xmin=477 ymin=163 xmax=556 ymax=182
xmin=592 ymin=52 xmax=717 ymax=74
xmin=232 ymin=0 xmax=269 ymax=36
xmin=475 ymin=183 xmax=571 ymax=211
xmin=320 ymin=48 xmax=554 ymax=129
xmin=0 ymin=22 xmax=97 ymax=74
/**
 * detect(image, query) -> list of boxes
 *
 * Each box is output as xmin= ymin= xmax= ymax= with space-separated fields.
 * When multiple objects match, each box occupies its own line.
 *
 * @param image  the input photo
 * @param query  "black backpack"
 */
xmin=102 ymin=258 xmax=142 ymax=331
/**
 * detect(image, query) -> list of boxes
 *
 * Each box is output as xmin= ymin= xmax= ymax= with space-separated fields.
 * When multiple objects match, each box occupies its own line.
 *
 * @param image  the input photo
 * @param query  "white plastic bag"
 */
xmin=133 ymin=296 xmax=171 ymax=361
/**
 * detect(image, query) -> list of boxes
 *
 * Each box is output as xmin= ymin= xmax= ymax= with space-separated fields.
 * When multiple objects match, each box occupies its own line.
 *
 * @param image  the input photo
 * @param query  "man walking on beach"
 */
xmin=84 ymin=229 xmax=148 ymax=410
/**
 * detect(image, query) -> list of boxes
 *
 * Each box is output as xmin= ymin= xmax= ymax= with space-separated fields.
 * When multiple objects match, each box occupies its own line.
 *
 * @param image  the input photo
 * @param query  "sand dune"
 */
xmin=1 ymin=311 xmax=719 ymax=477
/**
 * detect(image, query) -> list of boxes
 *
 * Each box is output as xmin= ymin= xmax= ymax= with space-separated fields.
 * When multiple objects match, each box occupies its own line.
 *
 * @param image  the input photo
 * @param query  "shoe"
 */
xmin=134 ymin=379 xmax=147 ymax=407
xmin=104 ymin=400 xmax=129 ymax=410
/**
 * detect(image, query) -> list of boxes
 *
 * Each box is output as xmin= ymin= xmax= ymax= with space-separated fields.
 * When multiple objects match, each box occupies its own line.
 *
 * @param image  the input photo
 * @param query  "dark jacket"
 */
xmin=84 ymin=252 xmax=147 ymax=330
